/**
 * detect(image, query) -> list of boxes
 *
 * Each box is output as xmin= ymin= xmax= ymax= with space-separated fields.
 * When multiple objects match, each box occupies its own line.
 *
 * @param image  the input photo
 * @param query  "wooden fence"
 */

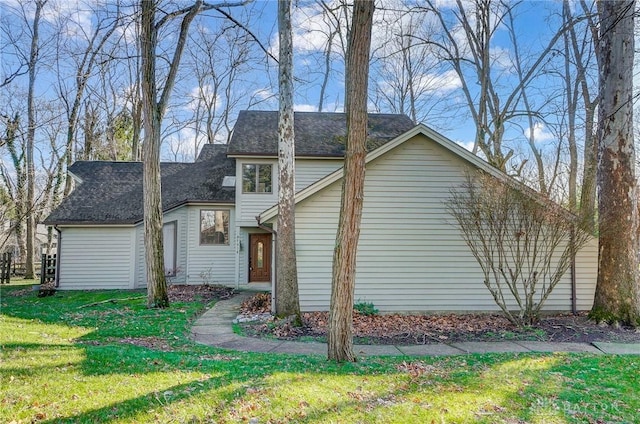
xmin=40 ymin=254 xmax=57 ymax=286
xmin=0 ymin=252 xmax=11 ymax=284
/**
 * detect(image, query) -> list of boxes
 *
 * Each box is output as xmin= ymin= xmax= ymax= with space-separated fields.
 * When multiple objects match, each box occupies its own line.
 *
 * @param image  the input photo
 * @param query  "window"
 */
xmin=200 ymin=210 xmax=230 ymax=245
xmin=163 ymin=221 xmax=177 ymax=276
xmin=242 ymin=164 xmax=272 ymax=193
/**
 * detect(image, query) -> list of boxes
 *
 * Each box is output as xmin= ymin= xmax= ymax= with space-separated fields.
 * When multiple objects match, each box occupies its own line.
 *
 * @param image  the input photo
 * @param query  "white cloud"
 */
xmin=185 ymin=84 xmax=219 ymax=112
xmin=293 ymin=104 xmax=317 ymax=112
xmin=524 ymin=122 xmax=555 ymax=143
xmin=415 ymin=70 xmax=462 ymax=95
xmin=290 ymin=1 xmax=346 ymax=54
xmin=378 ymin=69 xmax=462 ymax=98
xmin=253 ymin=88 xmax=275 ymax=101
xmin=456 ymin=140 xmax=475 ymax=152
xmin=490 ymin=46 xmax=515 ymax=71
xmin=163 ymin=128 xmax=207 ymax=162
xmin=42 ymin=0 xmax=94 ymax=38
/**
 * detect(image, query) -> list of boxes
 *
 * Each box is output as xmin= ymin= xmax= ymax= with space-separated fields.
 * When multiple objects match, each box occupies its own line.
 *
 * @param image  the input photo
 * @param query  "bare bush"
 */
xmin=446 ymin=173 xmax=591 ymax=326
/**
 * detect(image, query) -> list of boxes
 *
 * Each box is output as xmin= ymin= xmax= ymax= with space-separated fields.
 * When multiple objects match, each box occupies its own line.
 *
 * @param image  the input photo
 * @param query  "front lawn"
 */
xmin=1 ymin=281 xmax=638 ymax=423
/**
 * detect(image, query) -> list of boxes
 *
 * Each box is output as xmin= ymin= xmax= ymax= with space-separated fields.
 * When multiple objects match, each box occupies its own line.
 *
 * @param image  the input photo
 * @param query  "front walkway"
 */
xmin=191 ymin=291 xmax=640 ymax=356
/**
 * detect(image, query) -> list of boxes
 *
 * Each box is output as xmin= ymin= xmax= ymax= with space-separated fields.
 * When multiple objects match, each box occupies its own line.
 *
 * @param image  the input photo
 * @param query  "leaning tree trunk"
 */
xmin=591 ymin=0 xmax=640 ymax=326
xmin=275 ymin=0 xmax=301 ymax=319
xmin=140 ymin=0 xmax=168 ymax=308
xmin=25 ymin=0 xmax=46 ymax=280
xmin=327 ymin=0 xmax=374 ymax=362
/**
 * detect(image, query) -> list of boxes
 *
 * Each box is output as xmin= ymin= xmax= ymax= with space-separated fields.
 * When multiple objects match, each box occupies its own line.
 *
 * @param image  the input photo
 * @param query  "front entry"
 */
xmin=249 ymin=233 xmax=272 ymax=282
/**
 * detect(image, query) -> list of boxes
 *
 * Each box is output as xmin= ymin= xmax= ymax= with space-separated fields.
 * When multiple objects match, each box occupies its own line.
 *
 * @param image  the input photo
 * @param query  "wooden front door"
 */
xmin=249 ymin=234 xmax=272 ymax=282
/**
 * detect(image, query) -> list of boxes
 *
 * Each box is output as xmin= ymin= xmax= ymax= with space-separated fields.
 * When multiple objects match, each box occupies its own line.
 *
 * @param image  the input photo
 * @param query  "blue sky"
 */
xmin=0 ymin=0 xmax=594 ymax=171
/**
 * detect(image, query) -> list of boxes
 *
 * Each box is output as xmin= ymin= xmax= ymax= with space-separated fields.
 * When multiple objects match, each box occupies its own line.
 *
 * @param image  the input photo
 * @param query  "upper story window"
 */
xmin=242 ymin=164 xmax=272 ymax=193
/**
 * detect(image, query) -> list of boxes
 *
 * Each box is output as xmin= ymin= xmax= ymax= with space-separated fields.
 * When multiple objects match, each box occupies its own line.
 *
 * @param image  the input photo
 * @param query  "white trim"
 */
xmin=228 ymin=154 xmax=345 ymax=160
xmin=227 ymin=154 xmax=276 ymax=160
xmin=55 ymin=224 xmax=137 ymax=228
xmin=260 ymin=124 xmax=511 ymax=222
xmin=68 ymin=170 xmax=83 ymax=184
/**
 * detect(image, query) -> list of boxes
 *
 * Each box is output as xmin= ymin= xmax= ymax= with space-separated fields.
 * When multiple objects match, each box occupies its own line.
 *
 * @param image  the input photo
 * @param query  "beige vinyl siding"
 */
xmin=184 ymin=205 xmax=236 ymax=284
xmin=574 ymin=237 xmax=598 ymax=310
xmin=134 ymin=208 xmax=188 ymax=288
xmin=292 ymin=134 xmax=597 ymax=313
xmin=295 ymin=159 xmax=342 ymax=191
xmin=236 ymin=158 xmax=342 ymax=226
xmin=236 ymin=159 xmax=278 ymax=225
xmin=58 ymin=227 xmax=135 ymax=289
xmin=237 ymin=230 xmax=250 ymax=284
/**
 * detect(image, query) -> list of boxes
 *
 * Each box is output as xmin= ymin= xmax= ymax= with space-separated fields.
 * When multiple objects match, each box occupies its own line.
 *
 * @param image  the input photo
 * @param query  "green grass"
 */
xmin=1 ymin=280 xmax=639 ymax=423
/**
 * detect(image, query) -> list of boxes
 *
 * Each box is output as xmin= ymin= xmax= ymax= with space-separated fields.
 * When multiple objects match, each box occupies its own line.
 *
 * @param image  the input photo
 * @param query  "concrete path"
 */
xmin=191 ymin=291 xmax=640 ymax=357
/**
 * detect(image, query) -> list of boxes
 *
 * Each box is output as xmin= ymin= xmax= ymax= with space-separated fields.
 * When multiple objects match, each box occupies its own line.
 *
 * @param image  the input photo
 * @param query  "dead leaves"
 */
xmin=168 ymin=285 xmax=235 ymax=303
xmin=239 ymin=293 xmax=271 ymax=314
xmin=239 ymin=293 xmax=640 ymax=344
xmin=119 ymin=336 xmax=173 ymax=352
xmin=301 ymin=311 xmax=516 ymax=344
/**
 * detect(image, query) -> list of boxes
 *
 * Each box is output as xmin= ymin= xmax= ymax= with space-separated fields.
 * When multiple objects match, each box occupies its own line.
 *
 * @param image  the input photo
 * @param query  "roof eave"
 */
xmin=259 ymin=124 xmax=512 ymax=222
xmin=227 ymin=152 xmax=345 ymax=159
xmin=44 ymin=221 xmax=138 ymax=227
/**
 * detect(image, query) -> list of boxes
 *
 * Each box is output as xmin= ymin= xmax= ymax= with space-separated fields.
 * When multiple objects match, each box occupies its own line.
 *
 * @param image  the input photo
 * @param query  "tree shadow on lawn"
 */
xmin=1 ymin=342 xmax=82 ymax=378
xmin=3 ymin=286 xmax=637 ymax=423
xmin=39 ymin=368 xmax=243 ymax=423
xmin=4 ymin=325 xmax=634 ymax=424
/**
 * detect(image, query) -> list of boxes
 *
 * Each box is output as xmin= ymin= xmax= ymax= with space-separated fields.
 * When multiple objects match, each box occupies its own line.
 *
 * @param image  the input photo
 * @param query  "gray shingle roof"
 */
xmin=227 ymin=110 xmax=415 ymax=157
xmin=44 ymin=144 xmax=235 ymax=225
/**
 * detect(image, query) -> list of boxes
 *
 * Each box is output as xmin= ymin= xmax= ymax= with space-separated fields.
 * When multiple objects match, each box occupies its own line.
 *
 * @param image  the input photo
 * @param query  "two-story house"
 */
xmin=44 ymin=110 xmax=598 ymax=313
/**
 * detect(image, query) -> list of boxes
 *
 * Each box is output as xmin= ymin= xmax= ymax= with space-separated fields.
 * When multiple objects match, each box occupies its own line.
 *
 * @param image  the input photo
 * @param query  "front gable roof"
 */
xmin=259 ymin=124 xmax=529 ymax=222
xmin=227 ymin=110 xmax=414 ymax=157
xmin=44 ymin=144 xmax=235 ymax=226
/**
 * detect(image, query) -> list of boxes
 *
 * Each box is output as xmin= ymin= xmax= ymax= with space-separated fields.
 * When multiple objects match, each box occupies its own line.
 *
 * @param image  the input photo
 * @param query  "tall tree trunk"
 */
xmin=25 ymin=0 xmax=47 ymax=280
xmin=562 ymin=0 xmax=577 ymax=211
xmin=140 ymin=0 xmax=168 ymax=308
xmin=576 ymin=0 xmax=599 ymax=231
xmin=139 ymin=0 xmax=204 ymax=308
xmin=275 ymin=0 xmax=300 ymax=319
xmin=580 ymin=104 xmax=597 ymax=230
xmin=591 ymin=0 xmax=640 ymax=326
xmin=3 ymin=115 xmax=26 ymax=268
xmin=131 ymin=96 xmax=143 ymax=161
xmin=327 ymin=0 xmax=374 ymax=362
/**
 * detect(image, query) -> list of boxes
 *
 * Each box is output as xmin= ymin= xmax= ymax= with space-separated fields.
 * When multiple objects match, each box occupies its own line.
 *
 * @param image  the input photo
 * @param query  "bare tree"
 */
xmin=591 ymin=0 xmax=640 ymax=326
xmin=274 ymin=0 xmax=300 ymax=319
xmin=315 ymin=0 xmax=350 ymax=112
xmin=140 ymin=0 xmax=249 ymax=308
xmin=370 ymin=7 xmax=444 ymax=124
xmin=140 ymin=0 xmax=201 ymax=308
xmin=447 ymin=173 xmax=590 ymax=326
xmin=327 ymin=0 xmax=374 ymax=363
xmin=0 ymin=113 xmax=26 ymax=257
xmin=55 ymin=4 xmax=122 ymax=196
xmin=420 ymin=0 xmax=575 ymax=173
xmin=183 ymin=21 xmax=265 ymax=152
xmin=24 ymin=0 xmax=48 ymax=279
xmin=574 ymin=0 xmax=599 ymax=230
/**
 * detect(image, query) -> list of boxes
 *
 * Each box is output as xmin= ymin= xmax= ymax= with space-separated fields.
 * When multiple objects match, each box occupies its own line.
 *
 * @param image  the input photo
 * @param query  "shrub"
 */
xmin=446 ymin=172 xmax=591 ymax=326
xmin=354 ymin=301 xmax=378 ymax=316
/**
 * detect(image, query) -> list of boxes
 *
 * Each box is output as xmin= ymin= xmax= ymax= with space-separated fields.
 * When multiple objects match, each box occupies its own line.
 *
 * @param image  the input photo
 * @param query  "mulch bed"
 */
xmin=168 ymin=284 xmax=235 ymax=303
xmin=238 ymin=293 xmax=640 ymax=345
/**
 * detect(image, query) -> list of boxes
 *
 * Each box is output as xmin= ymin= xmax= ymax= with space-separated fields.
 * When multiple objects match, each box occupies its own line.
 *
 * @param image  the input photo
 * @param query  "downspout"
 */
xmin=256 ymin=216 xmax=277 ymax=314
xmin=54 ymin=226 xmax=62 ymax=288
xmin=570 ymin=227 xmax=577 ymax=315
xmin=234 ymin=232 xmax=240 ymax=290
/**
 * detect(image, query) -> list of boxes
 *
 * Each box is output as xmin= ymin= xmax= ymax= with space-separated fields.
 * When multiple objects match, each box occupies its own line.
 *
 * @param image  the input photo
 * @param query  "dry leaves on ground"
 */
xmin=239 ymin=293 xmax=640 ymax=344
xmin=168 ymin=284 xmax=235 ymax=303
